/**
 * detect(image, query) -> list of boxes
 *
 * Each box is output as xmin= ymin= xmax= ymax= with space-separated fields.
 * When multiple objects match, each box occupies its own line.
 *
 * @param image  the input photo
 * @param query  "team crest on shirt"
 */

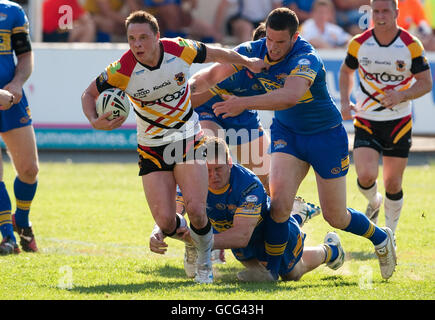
xmin=174 ymin=72 xmax=185 ymax=85
xmin=0 ymin=13 xmax=7 ymax=21
xmin=396 ymin=60 xmax=406 ymax=72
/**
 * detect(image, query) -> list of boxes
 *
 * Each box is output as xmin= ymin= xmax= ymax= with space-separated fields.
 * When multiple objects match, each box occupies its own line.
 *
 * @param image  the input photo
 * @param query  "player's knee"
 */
xmin=184 ymin=200 xmax=207 ymax=224
xmin=18 ymin=163 xmax=39 ymax=183
xmin=384 ymin=178 xmax=402 ymax=194
xmin=270 ymin=198 xmax=292 ymax=222
xmin=323 ymin=209 xmax=349 ymax=229
xmin=357 ymin=174 xmax=377 ymax=188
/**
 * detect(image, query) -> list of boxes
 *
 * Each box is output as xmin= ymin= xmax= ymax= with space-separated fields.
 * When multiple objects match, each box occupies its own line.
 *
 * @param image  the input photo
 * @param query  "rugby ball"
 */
xmin=96 ymin=88 xmax=131 ymax=120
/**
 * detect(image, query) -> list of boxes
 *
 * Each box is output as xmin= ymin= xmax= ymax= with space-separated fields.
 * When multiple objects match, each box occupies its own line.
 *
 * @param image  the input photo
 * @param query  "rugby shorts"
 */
xmin=353 ymin=115 xmax=412 ymax=158
xmin=196 ymin=102 xmax=264 ymax=145
xmin=270 ymin=119 xmax=350 ymax=179
xmin=0 ymin=95 xmax=32 ymax=132
xmin=137 ymin=131 xmax=207 ymax=175
xmin=231 ymin=215 xmax=305 ymax=276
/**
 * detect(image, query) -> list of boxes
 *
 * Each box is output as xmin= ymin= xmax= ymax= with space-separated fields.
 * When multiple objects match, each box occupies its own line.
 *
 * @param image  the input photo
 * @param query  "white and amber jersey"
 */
xmin=345 ymin=28 xmax=430 ymax=121
xmin=96 ymin=37 xmax=207 ymax=147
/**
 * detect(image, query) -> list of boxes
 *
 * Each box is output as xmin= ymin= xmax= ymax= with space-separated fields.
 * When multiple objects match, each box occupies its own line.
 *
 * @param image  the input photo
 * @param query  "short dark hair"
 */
xmin=252 ymin=22 xmax=266 ymax=41
xmin=265 ymin=7 xmax=299 ymax=37
xmin=125 ymin=10 xmax=160 ymax=34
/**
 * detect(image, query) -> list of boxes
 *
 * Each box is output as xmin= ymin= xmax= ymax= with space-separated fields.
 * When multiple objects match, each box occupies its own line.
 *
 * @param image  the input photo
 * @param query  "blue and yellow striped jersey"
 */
xmin=232 ymin=36 xmax=342 ymax=134
xmin=0 ymin=0 xmax=29 ymax=87
xmin=177 ymin=163 xmax=269 ymax=235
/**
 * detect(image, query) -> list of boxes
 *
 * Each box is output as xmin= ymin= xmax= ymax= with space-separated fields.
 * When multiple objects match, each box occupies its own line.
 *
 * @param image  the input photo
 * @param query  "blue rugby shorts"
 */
xmin=196 ymin=101 xmax=264 ymax=145
xmin=270 ymin=119 xmax=350 ymax=179
xmin=0 ymin=95 xmax=32 ymax=132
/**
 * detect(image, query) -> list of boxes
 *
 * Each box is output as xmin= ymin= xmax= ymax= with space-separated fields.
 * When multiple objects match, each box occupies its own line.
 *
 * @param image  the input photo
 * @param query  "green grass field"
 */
xmin=0 ymin=156 xmax=434 ymax=301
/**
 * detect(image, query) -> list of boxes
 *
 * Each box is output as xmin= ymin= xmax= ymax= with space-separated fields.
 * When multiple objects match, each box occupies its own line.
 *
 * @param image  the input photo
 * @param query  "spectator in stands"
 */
xmin=397 ymin=0 xmax=435 ymax=50
xmin=213 ymin=0 xmax=282 ymax=43
xmin=333 ymin=0 xmax=370 ymax=35
xmin=143 ymin=0 xmax=221 ymax=42
xmin=43 ymin=0 xmax=96 ymax=42
xmin=83 ymin=0 xmax=141 ymax=42
xmin=300 ymin=0 xmax=351 ymax=48
xmin=282 ymin=0 xmax=316 ymax=24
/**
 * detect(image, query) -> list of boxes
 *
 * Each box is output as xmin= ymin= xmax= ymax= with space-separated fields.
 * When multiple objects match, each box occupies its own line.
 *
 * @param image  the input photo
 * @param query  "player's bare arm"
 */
xmin=3 ymin=51 xmax=33 ymax=104
xmin=213 ymin=76 xmax=311 ymax=118
xmin=339 ymin=62 xmax=358 ymax=120
xmin=189 ymin=62 xmax=237 ymax=95
xmin=380 ymin=69 xmax=433 ymax=109
xmin=81 ymin=81 xmax=126 ymax=131
xmin=213 ymin=215 xmax=258 ymax=249
xmin=204 ymin=44 xmax=269 ymax=74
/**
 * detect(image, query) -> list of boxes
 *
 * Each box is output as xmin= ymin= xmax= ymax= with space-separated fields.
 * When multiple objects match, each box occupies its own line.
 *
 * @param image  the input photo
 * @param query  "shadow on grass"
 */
xmin=69 ymin=265 xmax=359 ymax=295
xmin=346 ymin=251 xmax=376 ymax=261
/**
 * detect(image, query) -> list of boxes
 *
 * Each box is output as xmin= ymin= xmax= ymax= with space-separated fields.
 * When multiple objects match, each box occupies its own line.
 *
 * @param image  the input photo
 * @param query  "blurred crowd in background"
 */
xmin=13 ymin=0 xmax=435 ymax=50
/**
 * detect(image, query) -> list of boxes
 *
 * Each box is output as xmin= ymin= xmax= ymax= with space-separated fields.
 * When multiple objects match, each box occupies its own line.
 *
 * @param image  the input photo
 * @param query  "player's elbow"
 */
xmin=234 ymin=231 xmax=252 ymax=248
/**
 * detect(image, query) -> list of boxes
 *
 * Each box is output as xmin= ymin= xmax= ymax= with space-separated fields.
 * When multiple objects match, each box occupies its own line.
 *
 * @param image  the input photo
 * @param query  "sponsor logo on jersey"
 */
xmin=360 ymin=57 xmax=371 ymax=66
xmin=297 ymin=58 xmax=311 ymax=66
xmin=142 ymin=86 xmax=186 ymax=105
xmin=245 ymin=195 xmax=258 ymax=203
xmin=153 ymin=80 xmax=171 ymax=91
xmin=364 ymin=72 xmax=404 ymax=82
xmin=133 ymin=88 xmax=151 ymax=99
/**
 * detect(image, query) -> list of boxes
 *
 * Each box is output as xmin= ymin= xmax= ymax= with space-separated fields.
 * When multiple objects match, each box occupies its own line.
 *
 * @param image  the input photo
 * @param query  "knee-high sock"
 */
xmin=384 ymin=191 xmax=403 ymax=234
xmin=264 ymin=216 xmax=289 ymax=279
xmin=14 ymin=177 xmax=37 ymax=228
xmin=357 ymin=180 xmax=381 ymax=207
xmin=344 ymin=207 xmax=387 ymax=248
xmin=0 ymin=182 xmax=16 ymax=242
xmin=190 ymin=220 xmax=213 ymax=266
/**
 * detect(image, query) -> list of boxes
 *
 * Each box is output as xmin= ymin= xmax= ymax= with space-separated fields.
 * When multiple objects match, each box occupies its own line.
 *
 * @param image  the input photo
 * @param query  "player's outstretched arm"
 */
xmin=203 ymin=44 xmax=268 ymax=74
xmin=81 ymin=81 xmax=125 ymax=131
xmin=189 ymin=62 xmax=236 ymax=96
xmin=213 ymin=76 xmax=311 ymax=118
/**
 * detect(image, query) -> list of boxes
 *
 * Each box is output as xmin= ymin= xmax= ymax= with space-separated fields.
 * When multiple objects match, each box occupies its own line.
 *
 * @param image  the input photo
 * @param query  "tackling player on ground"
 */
xmin=150 ymin=136 xmax=340 ymax=282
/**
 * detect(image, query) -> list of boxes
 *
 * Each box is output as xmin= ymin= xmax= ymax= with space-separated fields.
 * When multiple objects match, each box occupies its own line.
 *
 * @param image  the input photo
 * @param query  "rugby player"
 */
xmin=339 ymin=0 xmax=432 ymax=235
xmin=81 ymin=10 xmax=267 ymax=283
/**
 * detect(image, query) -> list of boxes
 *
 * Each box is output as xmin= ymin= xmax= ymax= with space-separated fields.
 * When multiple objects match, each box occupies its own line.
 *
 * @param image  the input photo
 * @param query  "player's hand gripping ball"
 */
xmin=96 ymin=88 xmax=131 ymax=120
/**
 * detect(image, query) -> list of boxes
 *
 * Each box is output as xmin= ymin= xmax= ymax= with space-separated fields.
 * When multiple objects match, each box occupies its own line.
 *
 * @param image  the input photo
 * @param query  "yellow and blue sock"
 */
xmin=344 ymin=207 xmax=387 ymax=246
xmin=0 ymin=181 xmax=16 ymax=242
xmin=323 ymin=244 xmax=339 ymax=264
xmin=13 ymin=177 xmax=37 ymax=228
xmin=264 ymin=216 xmax=289 ymax=279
